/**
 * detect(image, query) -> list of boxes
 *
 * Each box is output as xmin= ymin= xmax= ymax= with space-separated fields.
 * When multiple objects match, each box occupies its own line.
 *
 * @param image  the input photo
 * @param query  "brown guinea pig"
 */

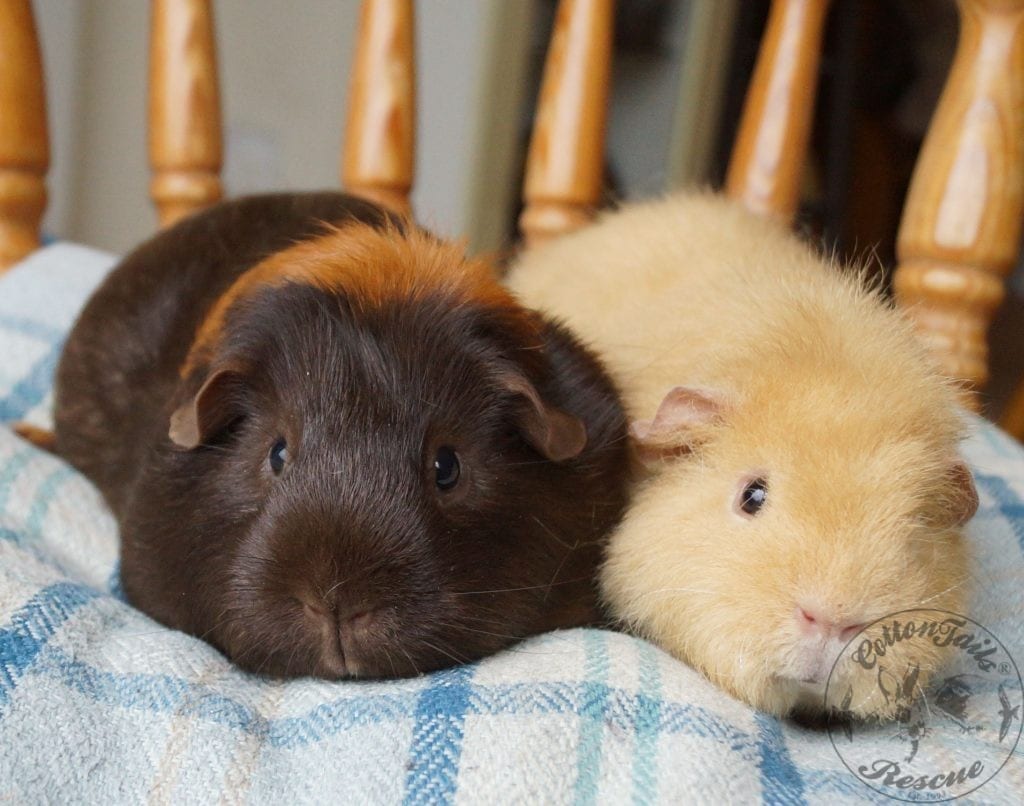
xmin=53 ymin=192 xmax=629 ymax=679
xmin=508 ymin=192 xmax=978 ymax=719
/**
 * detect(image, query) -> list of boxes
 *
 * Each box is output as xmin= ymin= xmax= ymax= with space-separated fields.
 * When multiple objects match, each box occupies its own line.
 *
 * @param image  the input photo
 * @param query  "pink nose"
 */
xmin=796 ymin=606 xmax=865 ymax=643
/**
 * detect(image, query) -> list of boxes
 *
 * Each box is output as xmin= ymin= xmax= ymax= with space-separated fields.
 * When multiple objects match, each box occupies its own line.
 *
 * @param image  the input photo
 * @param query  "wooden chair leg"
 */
xmin=1001 ymin=379 xmax=1024 ymax=439
xmin=149 ymin=0 xmax=223 ymax=228
xmin=725 ymin=0 xmax=831 ymax=224
xmin=0 ymin=0 xmax=48 ymax=272
xmin=893 ymin=0 xmax=1024 ymax=407
xmin=519 ymin=0 xmax=614 ymax=248
xmin=342 ymin=0 xmax=415 ymax=216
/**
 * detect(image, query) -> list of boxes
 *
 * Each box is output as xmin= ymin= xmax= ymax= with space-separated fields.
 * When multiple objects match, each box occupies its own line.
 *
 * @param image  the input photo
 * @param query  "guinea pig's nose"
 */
xmin=338 ymin=606 xmax=379 ymax=647
xmin=796 ymin=605 xmax=865 ymax=643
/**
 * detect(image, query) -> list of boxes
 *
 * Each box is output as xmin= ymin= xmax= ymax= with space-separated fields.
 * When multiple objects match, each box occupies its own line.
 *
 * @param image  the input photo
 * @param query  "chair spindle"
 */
xmin=149 ymin=0 xmax=223 ymax=228
xmin=0 ymin=0 xmax=48 ymax=272
xmin=725 ymin=0 xmax=831 ymax=223
xmin=894 ymin=0 xmax=1024 ymax=405
xmin=1002 ymin=382 xmax=1024 ymax=437
xmin=519 ymin=0 xmax=614 ymax=248
xmin=342 ymin=0 xmax=415 ymax=216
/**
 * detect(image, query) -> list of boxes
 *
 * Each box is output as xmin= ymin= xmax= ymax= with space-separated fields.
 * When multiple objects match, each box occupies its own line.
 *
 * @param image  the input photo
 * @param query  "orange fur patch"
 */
xmin=182 ymin=220 xmax=520 ymax=376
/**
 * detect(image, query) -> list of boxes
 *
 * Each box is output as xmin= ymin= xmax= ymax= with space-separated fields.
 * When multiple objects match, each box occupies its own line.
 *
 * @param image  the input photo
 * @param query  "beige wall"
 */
xmin=33 ymin=0 xmax=534 ymax=255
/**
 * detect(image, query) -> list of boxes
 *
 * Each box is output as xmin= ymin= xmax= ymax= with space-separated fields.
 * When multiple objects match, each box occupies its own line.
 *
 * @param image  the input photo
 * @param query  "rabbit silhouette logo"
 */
xmin=824 ymin=610 xmax=1022 ymax=802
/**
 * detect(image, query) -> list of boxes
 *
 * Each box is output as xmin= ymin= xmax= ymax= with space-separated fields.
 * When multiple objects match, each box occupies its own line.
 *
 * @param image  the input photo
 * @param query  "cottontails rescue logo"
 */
xmin=824 ymin=610 xmax=1022 ymax=802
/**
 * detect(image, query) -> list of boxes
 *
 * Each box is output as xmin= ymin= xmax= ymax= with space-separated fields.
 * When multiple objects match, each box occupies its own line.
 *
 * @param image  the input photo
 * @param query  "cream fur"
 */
xmin=507 ymin=192 xmax=972 ymax=718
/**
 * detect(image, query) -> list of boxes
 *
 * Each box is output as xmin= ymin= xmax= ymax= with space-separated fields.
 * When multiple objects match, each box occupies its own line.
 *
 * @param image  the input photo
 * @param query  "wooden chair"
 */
xmin=1 ymin=0 xmax=1023 ymax=426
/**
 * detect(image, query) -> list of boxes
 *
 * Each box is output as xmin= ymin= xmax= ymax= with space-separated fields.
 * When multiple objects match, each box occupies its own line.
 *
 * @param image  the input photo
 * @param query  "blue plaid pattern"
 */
xmin=0 ymin=245 xmax=1022 ymax=804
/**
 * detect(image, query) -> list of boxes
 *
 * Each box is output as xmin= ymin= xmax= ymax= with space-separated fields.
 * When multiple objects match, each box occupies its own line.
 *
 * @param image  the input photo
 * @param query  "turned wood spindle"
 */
xmin=725 ymin=0 xmax=831 ymax=224
xmin=893 ymin=0 xmax=1024 ymax=405
xmin=149 ymin=0 xmax=223 ymax=228
xmin=0 ymin=0 xmax=48 ymax=272
xmin=1001 ymin=381 xmax=1024 ymax=438
xmin=519 ymin=0 xmax=614 ymax=248
xmin=342 ymin=0 xmax=415 ymax=216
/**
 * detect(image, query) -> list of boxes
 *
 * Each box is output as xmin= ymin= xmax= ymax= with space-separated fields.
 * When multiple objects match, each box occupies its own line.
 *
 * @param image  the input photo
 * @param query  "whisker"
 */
xmin=398 ymin=645 xmax=421 ymax=676
xmin=913 ymin=581 xmax=966 ymax=608
xmin=453 ymin=576 xmax=593 ymax=596
xmin=419 ymin=639 xmax=469 ymax=668
xmin=544 ymin=546 xmax=575 ymax=603
xmin=322 ymin=577 xmax=349 ymax=602
xmin=636 ymin=586 xmax=717 ymax=600
xmin=436 ymin=621 xmax=525 ymax=642
xmin=284 ymin=641 xmax=302 ymax=677
xmin=530 ymin=515 xmax=577 ymax=552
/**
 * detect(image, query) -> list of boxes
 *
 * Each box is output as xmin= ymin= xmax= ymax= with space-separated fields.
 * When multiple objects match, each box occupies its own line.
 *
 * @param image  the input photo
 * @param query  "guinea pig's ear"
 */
xmin=500 ymin=373 xmax=587 ymax=462
xmin=942 ymin=460 xmax=979 ymax=526
xmin=631 ymin=386 xmax=726 ymax=465
xmin=168 ymin=366 xmax=247 ymax=450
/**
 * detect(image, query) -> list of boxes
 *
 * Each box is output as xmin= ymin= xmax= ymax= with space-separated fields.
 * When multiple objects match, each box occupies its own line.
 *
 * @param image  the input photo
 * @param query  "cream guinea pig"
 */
xmin=507 ymin=192 xmax=978 ymax=719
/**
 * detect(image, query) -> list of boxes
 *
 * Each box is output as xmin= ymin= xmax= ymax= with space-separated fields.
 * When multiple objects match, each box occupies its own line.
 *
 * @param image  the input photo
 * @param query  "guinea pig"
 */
xmin=507 ymin=192 xmax=978 ymax=719
xmin=52 ymin=192 xmax=629 ymax=679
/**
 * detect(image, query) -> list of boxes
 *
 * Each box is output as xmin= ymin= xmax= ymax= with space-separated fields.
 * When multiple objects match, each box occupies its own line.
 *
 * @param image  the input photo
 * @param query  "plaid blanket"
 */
xmin=1 ymin=244 xmax=1022 ymax=804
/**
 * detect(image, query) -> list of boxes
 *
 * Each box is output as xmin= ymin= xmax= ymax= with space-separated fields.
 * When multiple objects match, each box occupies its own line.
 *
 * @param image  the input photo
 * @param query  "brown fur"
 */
xmin=54 ymin=192 xmax=630 ymax=680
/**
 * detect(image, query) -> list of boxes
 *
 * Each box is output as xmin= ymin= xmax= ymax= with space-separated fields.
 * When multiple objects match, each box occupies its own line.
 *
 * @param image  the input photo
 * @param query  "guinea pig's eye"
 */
xmin=433 ymin=446 xmax=461 ymax=491
xmin=269 ymin=438 xmax=289 ymax=474
xmin=736 ymin=476 xmax=768 ymax=517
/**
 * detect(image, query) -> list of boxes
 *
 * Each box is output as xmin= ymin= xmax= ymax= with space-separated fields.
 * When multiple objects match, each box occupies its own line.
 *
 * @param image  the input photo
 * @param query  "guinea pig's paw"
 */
xmin=11 ymin=422 xmax=57 ymax=453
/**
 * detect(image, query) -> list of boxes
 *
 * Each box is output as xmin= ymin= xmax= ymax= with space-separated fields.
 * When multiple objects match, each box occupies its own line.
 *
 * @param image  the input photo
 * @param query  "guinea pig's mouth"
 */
xmin=774 ymin=673 xmax=826 ymax=693
xmin=230 ymin=587 xmax=498 ymax=681
xmin=316 ymin=643 xmax=350 ymax=679
xmin=306 ymin=602 xmax=464 ymax=680
xmin=780 ymin=644 xmax=843 ymax=687
xmin=783 ymin=678 xmax=829 ymax=714
xmin=303 ymin=602 xmax=393 ymax=679
xmin=766 ymin=641 xmax=849 ymax=715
